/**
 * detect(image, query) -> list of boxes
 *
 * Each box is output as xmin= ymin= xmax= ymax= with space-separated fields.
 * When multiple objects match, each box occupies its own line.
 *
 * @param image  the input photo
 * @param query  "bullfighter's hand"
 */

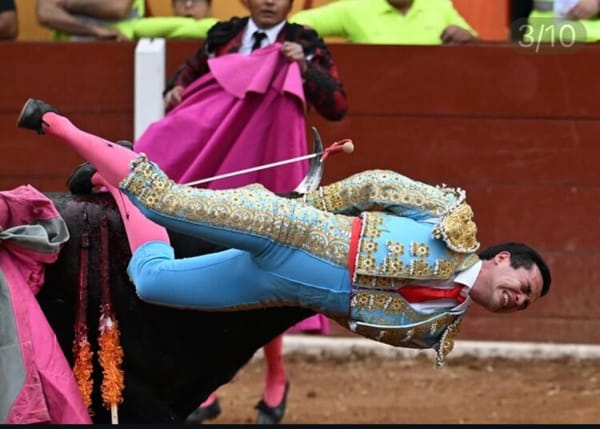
xmin=280 ymin=41 xmax=308 ymax=75
xmin=164 ymin=85 xmax=184 ymax=112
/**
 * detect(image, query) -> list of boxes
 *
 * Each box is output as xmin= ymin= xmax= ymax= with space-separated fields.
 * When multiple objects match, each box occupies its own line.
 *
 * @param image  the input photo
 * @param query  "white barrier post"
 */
xmin=134 ymin=38 xmax=166 ymax=141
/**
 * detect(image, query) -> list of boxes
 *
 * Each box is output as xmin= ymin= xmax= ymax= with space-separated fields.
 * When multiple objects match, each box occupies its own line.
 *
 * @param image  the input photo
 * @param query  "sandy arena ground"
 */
xmin=196 ymin=353 xmax=600 ymax=424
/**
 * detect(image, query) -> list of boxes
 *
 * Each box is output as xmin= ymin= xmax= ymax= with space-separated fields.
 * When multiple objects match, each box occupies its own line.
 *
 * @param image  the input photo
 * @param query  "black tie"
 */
xmin=251 ymin=31 xmax=267 ymax=52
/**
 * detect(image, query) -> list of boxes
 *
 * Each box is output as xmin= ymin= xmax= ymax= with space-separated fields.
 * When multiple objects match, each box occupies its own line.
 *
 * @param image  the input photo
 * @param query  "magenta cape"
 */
xmin=287 ymin=313 xmax=330 ymax=335
xmin=134 ymin=43 xmax=309 ymax=193
xmin=0 ymin=185 xmax=91 ymax=424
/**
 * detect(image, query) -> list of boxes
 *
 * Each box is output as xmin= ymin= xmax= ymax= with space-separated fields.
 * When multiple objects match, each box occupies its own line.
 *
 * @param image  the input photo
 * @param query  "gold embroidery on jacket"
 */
xmin=435 ymin=317 xmax=464 ymax=368
xmin=349 ymin=290 xmax=463 ymax=365
xmin=411 ymin=242 xmax=430 ymax=257
xmin=353 ymin=210 xmax=480 ymax=285
xmin=432 ymin=203 xmax=480 ymax=253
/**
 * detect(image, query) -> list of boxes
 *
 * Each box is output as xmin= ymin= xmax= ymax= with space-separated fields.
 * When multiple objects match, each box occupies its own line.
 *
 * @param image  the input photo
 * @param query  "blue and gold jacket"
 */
xmin=304 ymin=170 xmax=480 ymax=366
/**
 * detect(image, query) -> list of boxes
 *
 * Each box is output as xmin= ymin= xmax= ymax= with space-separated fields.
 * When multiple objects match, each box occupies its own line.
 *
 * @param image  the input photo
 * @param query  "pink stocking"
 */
xmin=40 ymin=112 xmax=170 ymax=254
xmin=95 ymin=176 xmax=170 ymax=254
xmin=41 ymin=112 xmax=136 ymax=187
xmin=199 ymin=391 xmax=218 ymax=408
xmin=262 ymin=335 xmax=287 ymax=406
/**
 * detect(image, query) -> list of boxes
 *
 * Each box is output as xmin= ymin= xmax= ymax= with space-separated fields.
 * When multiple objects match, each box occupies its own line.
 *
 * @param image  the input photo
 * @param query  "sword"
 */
xmin=183 ymin=127 xmax=354 ymax=193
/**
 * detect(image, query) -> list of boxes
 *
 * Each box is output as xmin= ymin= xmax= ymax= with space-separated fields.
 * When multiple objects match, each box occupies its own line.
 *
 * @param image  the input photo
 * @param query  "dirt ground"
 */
xmin=199 ymin=353 xmax=600 ymax=424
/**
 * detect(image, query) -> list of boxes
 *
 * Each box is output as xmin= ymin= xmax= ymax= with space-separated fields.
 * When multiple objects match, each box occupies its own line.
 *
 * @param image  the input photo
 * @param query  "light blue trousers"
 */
xmin=122 ymin=157 xmax=353 ymax=317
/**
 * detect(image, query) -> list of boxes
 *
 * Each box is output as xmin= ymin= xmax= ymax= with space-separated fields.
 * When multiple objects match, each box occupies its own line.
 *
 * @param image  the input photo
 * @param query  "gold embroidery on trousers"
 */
xmin=121 ymin=155 xmax=353 ymax=266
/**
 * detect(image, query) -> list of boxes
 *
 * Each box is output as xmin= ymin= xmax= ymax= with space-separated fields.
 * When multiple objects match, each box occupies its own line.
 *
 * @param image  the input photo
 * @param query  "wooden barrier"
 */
xmin=1 ymin=41 xmax=599 ymax=345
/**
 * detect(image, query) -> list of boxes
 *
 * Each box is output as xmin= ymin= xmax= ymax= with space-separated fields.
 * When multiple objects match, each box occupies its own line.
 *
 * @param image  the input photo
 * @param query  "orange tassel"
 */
xmin=98 ymin=318 xmax=124 ymax=408
xmin=72 ymin=339 xmax=94 ymax=410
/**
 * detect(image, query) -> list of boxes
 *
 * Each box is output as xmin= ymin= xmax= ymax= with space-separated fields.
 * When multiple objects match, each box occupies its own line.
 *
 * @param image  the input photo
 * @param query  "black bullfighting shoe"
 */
xmin=66 ymin=140 xmax=134 ymax=194
xmin=255 ymin=380 xmax=290 ymax=425
xmin=184 ymin=398 xmax=222 ymax=424
xmin=17 ymin=98 xmax=59 ymax=134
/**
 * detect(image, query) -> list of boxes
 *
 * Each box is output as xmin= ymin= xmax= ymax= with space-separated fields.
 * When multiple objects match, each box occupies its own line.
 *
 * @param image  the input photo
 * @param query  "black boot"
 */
xmin=17 ymin=98 xmax=59 ymax=135
xmin=255 ymin=381 xmax=290 ymax=424
xmin=184 ymin=398 xmax=222 ymax=424
xmin=66 ymin=140 xmax=134 ymax=194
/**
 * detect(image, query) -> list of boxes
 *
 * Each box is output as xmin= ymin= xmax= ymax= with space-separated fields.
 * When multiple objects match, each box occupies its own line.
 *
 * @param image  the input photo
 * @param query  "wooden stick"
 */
xmin=111 ymin=404 xmax=118 ymax=424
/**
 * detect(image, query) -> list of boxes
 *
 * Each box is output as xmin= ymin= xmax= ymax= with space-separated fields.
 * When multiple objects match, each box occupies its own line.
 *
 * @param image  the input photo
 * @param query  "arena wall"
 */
xmin=1 ymin=41 xmax=598 ymax=344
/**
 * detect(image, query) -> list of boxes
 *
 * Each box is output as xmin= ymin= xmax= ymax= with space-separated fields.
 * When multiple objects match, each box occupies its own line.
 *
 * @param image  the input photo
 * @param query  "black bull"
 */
xmin=38 ymin=192 xmax=315 ymax=423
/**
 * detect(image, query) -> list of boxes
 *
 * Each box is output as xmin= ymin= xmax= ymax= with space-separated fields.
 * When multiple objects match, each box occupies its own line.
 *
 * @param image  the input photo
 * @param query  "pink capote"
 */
xmin=0 ymin=185 xmax=91 ymax=424
xmin=134 ymin=43 xmax=328 ymax=334
xmin=287 ymin=314 xmax=330 ymax=335
xmin=134 ymin=43 xmax=308 ymax=192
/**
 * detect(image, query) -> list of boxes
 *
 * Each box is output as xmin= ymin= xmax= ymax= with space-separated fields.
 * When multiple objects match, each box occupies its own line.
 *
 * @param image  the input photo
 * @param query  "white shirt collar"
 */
xmin=454 ymin=260 xmax=482 ymax=291
xmin=240 ymin=19 xmax=287 ymax=55
xmin=451 ymin=260 xmax=482 ymax=311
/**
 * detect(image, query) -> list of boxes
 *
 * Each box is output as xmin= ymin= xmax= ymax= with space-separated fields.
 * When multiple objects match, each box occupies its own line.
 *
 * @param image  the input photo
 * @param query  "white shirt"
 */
xmin=407 ymin=260 xmax=482 ymax=314
xmin=238 ymin=19 xmax=287 ymax=55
